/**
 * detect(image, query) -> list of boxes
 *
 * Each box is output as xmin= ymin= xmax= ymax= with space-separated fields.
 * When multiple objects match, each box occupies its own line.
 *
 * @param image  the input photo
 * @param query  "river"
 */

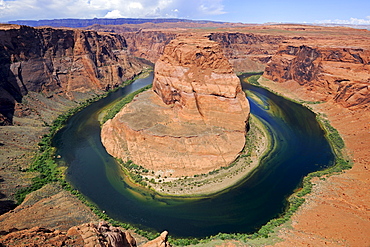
xmin=53 ymin=73 xmax=334 ymax=238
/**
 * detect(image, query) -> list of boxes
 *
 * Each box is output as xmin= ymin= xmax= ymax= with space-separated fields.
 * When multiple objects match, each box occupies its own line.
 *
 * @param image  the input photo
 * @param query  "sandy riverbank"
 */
xmin=256 ymin=77 xmax=370 ymax=246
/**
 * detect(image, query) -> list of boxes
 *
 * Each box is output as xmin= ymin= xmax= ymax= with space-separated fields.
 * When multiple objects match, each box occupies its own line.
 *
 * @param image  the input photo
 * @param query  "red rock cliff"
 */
xmin=264 ymin=43 xmax=370 ymax=109
xmin=101 ymin=35 xmax=250 ymax=177
xmin=0 ymin=24 xmax=144 ymax=125
xmin=209 ymin=32 xmax=284 ymax=72
xmin=123 ymin=30 xmax=176 ymax=63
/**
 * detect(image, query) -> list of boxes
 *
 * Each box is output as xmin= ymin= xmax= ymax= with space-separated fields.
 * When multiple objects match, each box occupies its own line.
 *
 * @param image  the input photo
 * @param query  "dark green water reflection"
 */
xmin=53 ymin=73 xmax=334 ymax=238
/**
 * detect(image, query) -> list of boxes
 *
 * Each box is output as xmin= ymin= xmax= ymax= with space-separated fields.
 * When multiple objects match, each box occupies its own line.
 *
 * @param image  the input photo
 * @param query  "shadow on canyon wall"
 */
xmin=0 ymin=63 xmax=23 ymax=125
xmin=0 ymin=178 xmax=17 ymax=215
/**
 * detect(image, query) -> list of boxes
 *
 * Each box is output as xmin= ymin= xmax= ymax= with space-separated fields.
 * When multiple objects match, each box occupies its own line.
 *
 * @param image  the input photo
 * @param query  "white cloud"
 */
xmin=0 ymin=0 xmax=226 ymax=22
xmin=128 ymin=2 xmax=143 ymax=10
xmin=104 ymin=9 xmax=123 ymax=18
xmin=316 ymin=16 xmax=370 ymax=25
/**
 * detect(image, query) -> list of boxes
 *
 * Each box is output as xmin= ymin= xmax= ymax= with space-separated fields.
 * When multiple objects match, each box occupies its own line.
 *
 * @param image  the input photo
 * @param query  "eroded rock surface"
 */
xmin=0 ymin=221 xmax=169 ymax=247
xmin=0 ymin=24 xmax=145 ymax=126
xmin=264 ymin=43 xmax=370 ymax=109
xmin=68 ymin=221 xmax=137 ymax=247
xmin=101 ymin=35 xmax=249 ymax=177
xmin=142 ymin=231 xmax=172 ymax=247
xmin=0 ymin=183 xmax=98 ymax=232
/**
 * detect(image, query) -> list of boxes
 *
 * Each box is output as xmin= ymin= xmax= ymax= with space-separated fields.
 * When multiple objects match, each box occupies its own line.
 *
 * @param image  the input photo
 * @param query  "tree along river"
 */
xmin=53 ymin=73 xmax=334 ymax=238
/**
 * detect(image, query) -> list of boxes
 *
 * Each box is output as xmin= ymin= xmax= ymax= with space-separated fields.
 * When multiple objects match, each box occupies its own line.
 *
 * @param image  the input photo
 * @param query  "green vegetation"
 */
xmin=319 ymin=118 xmax=345 ymax=151
xmin=15 ymin=106 xmax=86 ymax=203
xmin=246 ymin=74 xmax=263 ymax=85
xmin=118 ymin=159 xmax=150 ymax=187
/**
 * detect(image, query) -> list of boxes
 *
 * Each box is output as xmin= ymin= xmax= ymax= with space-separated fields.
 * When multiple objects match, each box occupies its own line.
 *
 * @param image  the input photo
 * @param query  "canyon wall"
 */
xmin=209 ymin=32 xmax=284 ymax=72
xmin=0 ymin=24 xmax=145 ymax=125
xmin=101 ymin=35 xmax=250 ymax=177
xmin=122 ymin=30 xmax=176 ymax=63
xmin=264 ymin=43 xmax=370 ymax=109
xmin=120 ymin=30 xmax=282 ymax=72
xmin=84 ymin=28 xmax=280 ymax=72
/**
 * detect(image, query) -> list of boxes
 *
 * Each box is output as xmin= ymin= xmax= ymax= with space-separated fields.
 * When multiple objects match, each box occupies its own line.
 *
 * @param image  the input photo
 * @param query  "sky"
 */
xmin=1 ymin=0 xmax=370 ymax=25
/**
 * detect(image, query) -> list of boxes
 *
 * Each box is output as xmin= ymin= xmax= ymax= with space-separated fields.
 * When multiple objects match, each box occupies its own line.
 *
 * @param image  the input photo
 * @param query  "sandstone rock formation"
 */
xmin=142 ymin=231 xmax=171 ymax=247
xmin=68 ymin=221 xmax=137 ymax=247
xmin=0 ymin=183 xmax=98 ymax=232
xmin=123 ymin=31 xmax=176 ymax=63
xmin=0 ymin=24 xmax=144 ymax=125
xmin=264 ymin=43 xmax=370 ymax=109
xmin=101 ymin=35 xmax=250 ymax=177
xmin=0 ymin=226 xmax=83 ymax=246
xmin=209 ymin=32 xmax=284 ymax=73
xmin=0 ymin=221 xmax=171 ymax=247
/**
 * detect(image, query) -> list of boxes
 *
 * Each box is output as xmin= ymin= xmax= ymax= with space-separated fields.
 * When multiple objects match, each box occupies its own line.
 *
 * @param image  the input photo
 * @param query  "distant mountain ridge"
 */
xmin=8 ymin=18 xmax=224 ymax=28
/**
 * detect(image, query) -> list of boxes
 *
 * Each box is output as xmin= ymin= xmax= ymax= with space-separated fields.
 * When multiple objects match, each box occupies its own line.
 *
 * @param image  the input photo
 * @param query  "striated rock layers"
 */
xmin=0 ymin=24 xmax=144 ymax=125
xmin=209 ymin=32 xmax=284 ymax=73
xmin=264 ymin=43 xmax=370 ymax=109
xmin=101 ymin=35 xmax=250 ymax=177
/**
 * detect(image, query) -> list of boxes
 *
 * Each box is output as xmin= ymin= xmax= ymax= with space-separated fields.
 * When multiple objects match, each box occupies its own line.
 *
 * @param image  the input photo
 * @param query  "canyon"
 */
xmin=0 ymin=22 xmax=369 ymax=246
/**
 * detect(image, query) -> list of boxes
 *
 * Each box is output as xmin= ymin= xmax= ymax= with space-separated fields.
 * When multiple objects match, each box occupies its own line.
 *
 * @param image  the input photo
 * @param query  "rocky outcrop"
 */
xmin=0 ymin=183 xmax=98 ymax=232
xmin=0 ymin=24 xmax=145 ymax=223
xmin=142 ymin=231 xmax=171 ymax=247
xmin=0 ymin=24 xmax=145 ymax=125
xmin=0 ymin=226 xmax=83 ymax=246
xmin=0 ymin=221 xmax=171 ymax=247
xmin=264 ymin=44 xmax=370 ymax=109
xmin=67 ymin=221 xmax=137 ymax=247
xmin=101 ymin=35 xmax=250 ymax=177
